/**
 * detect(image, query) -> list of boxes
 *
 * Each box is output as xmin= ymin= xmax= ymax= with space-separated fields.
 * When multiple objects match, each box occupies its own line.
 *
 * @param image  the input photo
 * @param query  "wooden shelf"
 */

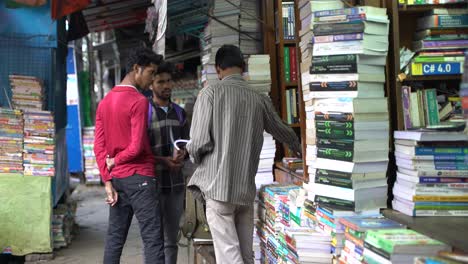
xmin=275 ymin=162 xmax=304 ymax=182
xmin=401 ymin=75 xmax=462 ymax=82
xmin=383 ymin=209 xmax=468 ymax=253
xmin=283 ymin=40 xmax=297 ymax=45
xmin=289 ymin=123 xmax=300 ymax=128
xmin=285 ymin=82 xmax=299 ymax=88
xmin=399 ymin=3 xmax=467 ymax=13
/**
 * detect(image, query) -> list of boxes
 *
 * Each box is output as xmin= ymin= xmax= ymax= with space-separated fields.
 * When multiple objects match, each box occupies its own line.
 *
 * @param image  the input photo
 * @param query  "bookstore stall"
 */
xmin=250 ymin=0 xmax=468 ymax=264
xmin=0 ymin=2 xmax=74 ymax=256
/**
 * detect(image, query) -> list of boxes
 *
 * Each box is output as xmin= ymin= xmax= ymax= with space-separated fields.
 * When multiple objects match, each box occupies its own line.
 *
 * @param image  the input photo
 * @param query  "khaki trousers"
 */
xmin=205 ymin=199 xmax=254 ymax=264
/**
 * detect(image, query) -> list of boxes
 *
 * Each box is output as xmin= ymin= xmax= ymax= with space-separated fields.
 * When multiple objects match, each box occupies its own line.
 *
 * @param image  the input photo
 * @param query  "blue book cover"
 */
xmin=341 ymin=216 xmax=405 ymax=232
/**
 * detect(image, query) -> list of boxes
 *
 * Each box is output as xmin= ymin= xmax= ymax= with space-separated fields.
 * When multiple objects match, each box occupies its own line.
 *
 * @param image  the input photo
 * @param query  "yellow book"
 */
xmin=414 ymin=195 xmax=468 ymax=202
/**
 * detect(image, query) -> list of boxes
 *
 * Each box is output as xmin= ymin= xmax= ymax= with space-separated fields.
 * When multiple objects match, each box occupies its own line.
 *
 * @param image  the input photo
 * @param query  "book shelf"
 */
xmin=263 ymin=0 xmax=307 ymax=183
xmin=386 ymin=0 xmax=467 ymax=131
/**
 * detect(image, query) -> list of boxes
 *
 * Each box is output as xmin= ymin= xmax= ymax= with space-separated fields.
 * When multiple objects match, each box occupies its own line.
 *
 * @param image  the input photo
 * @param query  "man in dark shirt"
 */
xmin=148 ymin=62 xmax=189 ymax=264
xmin=94 ymin=47 xmax=165 ymax=264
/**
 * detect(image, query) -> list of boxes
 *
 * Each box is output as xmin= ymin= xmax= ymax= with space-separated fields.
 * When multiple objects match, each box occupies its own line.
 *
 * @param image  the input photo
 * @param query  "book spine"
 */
xmin=314 ymin=14 xmax=367 ymax=24
xmin=415 ymin=147 xmax=468 ymax=156
xmin=402 ymin=86 xmax=413 ymax=130
xmin=419 ymin=177 xmax=468 ymax=183
xmin=286 ymin=89 xmax=292 ymax=124
xmin=284 ymin=47 xmax=291 ymax=82
xmin=310 ymin=63 xmax=358 ymax=74
xmin=313 ymin=7 xmax=364 ymax=18
xmin=317 ymin=138 xmax=354 ymax=150
xmin=315 ymin=195 xmax=355 ymax=210
xmin=418 ymin=15 xmax=468 ymax=30
xmin=317 ymin=147 xmax=354 ymax=162
xmin=290 ymin=47 xmax=297 ymax=82
xmin=413 ymin=196 xmax=468 ymax=202
xmin=315 ymin=120 xmax=354 ymax=130
xmin=312 ymin=33 xmax=364 ymax=44
xmin=313 ymin=22 xmax=365 ymax=36
xmin=425 ymin=89 xmax=440 ymax=126
xmin=312 ymin=54 xmax=358 ymax=65
xmin=314 ymin=112 xmax=354 ymax=122
xmin=363 ymin=242 xmax=391 ymax=260
xmin=414 ymin=209 xmax=468 ymax=216
xmin=292 ymin=88 xmax=298 ymax=123
xmin=316 ymin=128 xmax=354 ymax=139
xmin=418 ymin=39 xmax=468 ymax=49
xmin=309 ymin=81 xmax=358 ymax=92
xmin=414 ymin=56 xmax=465 ymax=63
xmin=411 ymin=62 xmax=463 ymax=76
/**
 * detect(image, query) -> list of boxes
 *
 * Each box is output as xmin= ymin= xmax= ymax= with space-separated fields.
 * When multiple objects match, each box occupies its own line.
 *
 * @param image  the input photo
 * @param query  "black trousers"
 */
xmin=103 ymin=174 xmax=165 ymax=264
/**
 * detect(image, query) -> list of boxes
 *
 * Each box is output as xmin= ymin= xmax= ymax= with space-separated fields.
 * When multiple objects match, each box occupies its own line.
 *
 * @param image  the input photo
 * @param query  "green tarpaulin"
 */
xmin=0 ymin=175 xmax=52 ymax=255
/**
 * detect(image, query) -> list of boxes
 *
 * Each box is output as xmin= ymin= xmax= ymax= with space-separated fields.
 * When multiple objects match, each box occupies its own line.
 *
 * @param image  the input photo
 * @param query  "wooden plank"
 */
xmin=383 ymin=209 xmax=468 ymax=253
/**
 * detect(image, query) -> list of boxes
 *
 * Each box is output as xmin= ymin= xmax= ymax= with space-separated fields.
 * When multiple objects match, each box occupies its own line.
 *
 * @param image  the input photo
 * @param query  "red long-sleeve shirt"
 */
xmin=94 ymin=85 xmax=155 ymax=182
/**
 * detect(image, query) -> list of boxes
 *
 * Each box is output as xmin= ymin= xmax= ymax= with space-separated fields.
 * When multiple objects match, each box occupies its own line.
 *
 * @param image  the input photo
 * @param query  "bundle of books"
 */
xmin=200 ymin=0 xmax=241 ymax=88
xmin=83 ymin=127 xmax=100 ymax=184
xmin=408 ymin=8 xmax=467 ymax=77
xmin=255 ymin=133 xmax=276 ymax=190
xmin=303 ymin=5 xmax=390 ymax=212
xmin=9 ymin=75 xmax=44 ymax=111
xmin=257 ymin=185 xmax=333 ymax=264
xmin=23 ymin=110 xmax=55 ymax=177
xmin=363 ymin=229 xmax=450 ymax=264
xmin=338 ymin=215 xmax=405 ymax=264
xmin=392 ymin=130 xmax=468 ymax=216
xmin=239 ymin=0 xmax=262 ymax=55
xmin=399 ymin=0 xmax=467 ymax=7
xmin=463 ymin=50 xmax=468 ymax=124
xmin=0 ymin=108 xmax=24 ymax=174
xmin=52 ymin=202 xmax=77 ymax=249
xmin=244 ymin=54 xmax=272 ymax=96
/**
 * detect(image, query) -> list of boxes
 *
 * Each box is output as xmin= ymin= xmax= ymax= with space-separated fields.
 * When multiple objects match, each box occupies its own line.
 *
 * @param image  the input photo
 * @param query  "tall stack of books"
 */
xmin=257 ymin=185 xmax=299 ymax=263
xmin=408 ymin=8 xmax=467 ymax=77
xmin=52 ymin=202 xmax=77 ymax=249
xmin=304 ymin=5 xmax=391 ymax=212
xmin=83 ymin=127 xmax=100 ymax=184
xmin=9 ymin=75 xmax=44 ymax=111
xmin=239 ymin=0 xmax=262 ymax=55
xmin=255 ymin=133 xmax=276 ymax=190
xmin=23 ymin=110 xmax=55 ymax=177
xmin=338 ymin=215 xmax=405 ymax=264
xmin=392 ymin=130 xmax=468 ymax=216
xmin=0 ymin=108 xmax=24 ymax=174
xmin=363 ymin=229 xmax=450 ymax=264
xmin=298 ymin=0 xmax=345 ymax=173
xmin=244 ymin=54 xmax=272 ymax=96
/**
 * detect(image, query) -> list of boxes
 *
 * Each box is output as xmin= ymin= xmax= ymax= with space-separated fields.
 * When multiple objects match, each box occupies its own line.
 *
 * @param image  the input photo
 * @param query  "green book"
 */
xmin=424 ymin=88 xmax=440 ymax=126
xmin=284 ymin=47 xmax=290 ymax=83
xmin=286 ymin=89 xmax=292 ymax=124
xmin=365 ymin=229 xmax=449 ymax=255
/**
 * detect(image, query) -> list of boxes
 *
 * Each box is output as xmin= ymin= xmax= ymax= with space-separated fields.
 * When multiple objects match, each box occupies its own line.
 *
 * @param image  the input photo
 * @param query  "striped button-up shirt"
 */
xmin=187 ymin=74 xmax=301 ymax=206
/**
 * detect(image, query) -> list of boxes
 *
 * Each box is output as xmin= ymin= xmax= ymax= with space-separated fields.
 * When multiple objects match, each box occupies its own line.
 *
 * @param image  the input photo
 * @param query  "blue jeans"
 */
xmin=103 ymin=174 xmax=165 ymax=264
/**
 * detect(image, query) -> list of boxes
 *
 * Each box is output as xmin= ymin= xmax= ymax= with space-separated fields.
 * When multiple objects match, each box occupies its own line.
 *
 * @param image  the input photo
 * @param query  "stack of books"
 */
xmin=303 ymin=4 xmax=391 ymax=214
xmin=415 ymin=251 xmax=468 ymax=264
xmin=23 ymin=110 xmax=55 ymax=177
xmin=52 ymin=202 xmax=77 ymax=249
xmin=200 ymin=0 xmax=241 ymax=88
xmin=0 ymin=108 xmax=24 ymax=174
xmin=239 ymin=0 xmax=262 ymax=55
xmin=244 ymin=54 xmax=272 ymax=96
xmin=363 ymin=229 xmax=450 ymax=264
xmin=399 ymin=0 xmax=466 ymax=5
xmin=408 ymin=8 xmax=467 ymax=77
xmin=392 ymin=130 xmax=468 ymax=216
xmin=255 ymin=133 xmax=276 ymax=190
xmin=298 ymin=0 xmax=344 ymax=163
xmin=257 ymin=185 xmax=302 ymax=263
xmin=9 ymin=75 xmax=44 ymax=111
xmin=83 ymin=127 xmax=100 ymax=184
xmin=463 ymin=50 xmax=468 ymax=125
xmin=338 ymin=215 xmax=405 ymax=264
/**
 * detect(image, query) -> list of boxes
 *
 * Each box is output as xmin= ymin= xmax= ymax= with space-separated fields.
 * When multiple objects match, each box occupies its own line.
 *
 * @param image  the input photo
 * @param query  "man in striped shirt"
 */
xmin=187 ymin=45 xmax=301 ymax=264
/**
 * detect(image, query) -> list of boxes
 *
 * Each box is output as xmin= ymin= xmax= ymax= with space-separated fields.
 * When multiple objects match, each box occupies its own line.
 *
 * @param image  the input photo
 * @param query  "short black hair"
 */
xmin=215 ymin=45 xmax=245 ymax=70
xmin=156 ymin=61 xmax=174 ymax=76
xmin=125 ymin=47 xmax=163 ymax=74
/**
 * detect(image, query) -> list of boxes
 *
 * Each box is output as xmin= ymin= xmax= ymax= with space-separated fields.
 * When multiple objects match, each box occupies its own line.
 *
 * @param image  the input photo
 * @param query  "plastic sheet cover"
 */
xmin=0 ymin=175 xmax=52 ymax=255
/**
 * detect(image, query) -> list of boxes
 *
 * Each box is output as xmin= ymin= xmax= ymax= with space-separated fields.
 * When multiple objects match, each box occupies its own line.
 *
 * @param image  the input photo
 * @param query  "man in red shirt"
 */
xmin=94 ymin=47 xmax=165 ymax=264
